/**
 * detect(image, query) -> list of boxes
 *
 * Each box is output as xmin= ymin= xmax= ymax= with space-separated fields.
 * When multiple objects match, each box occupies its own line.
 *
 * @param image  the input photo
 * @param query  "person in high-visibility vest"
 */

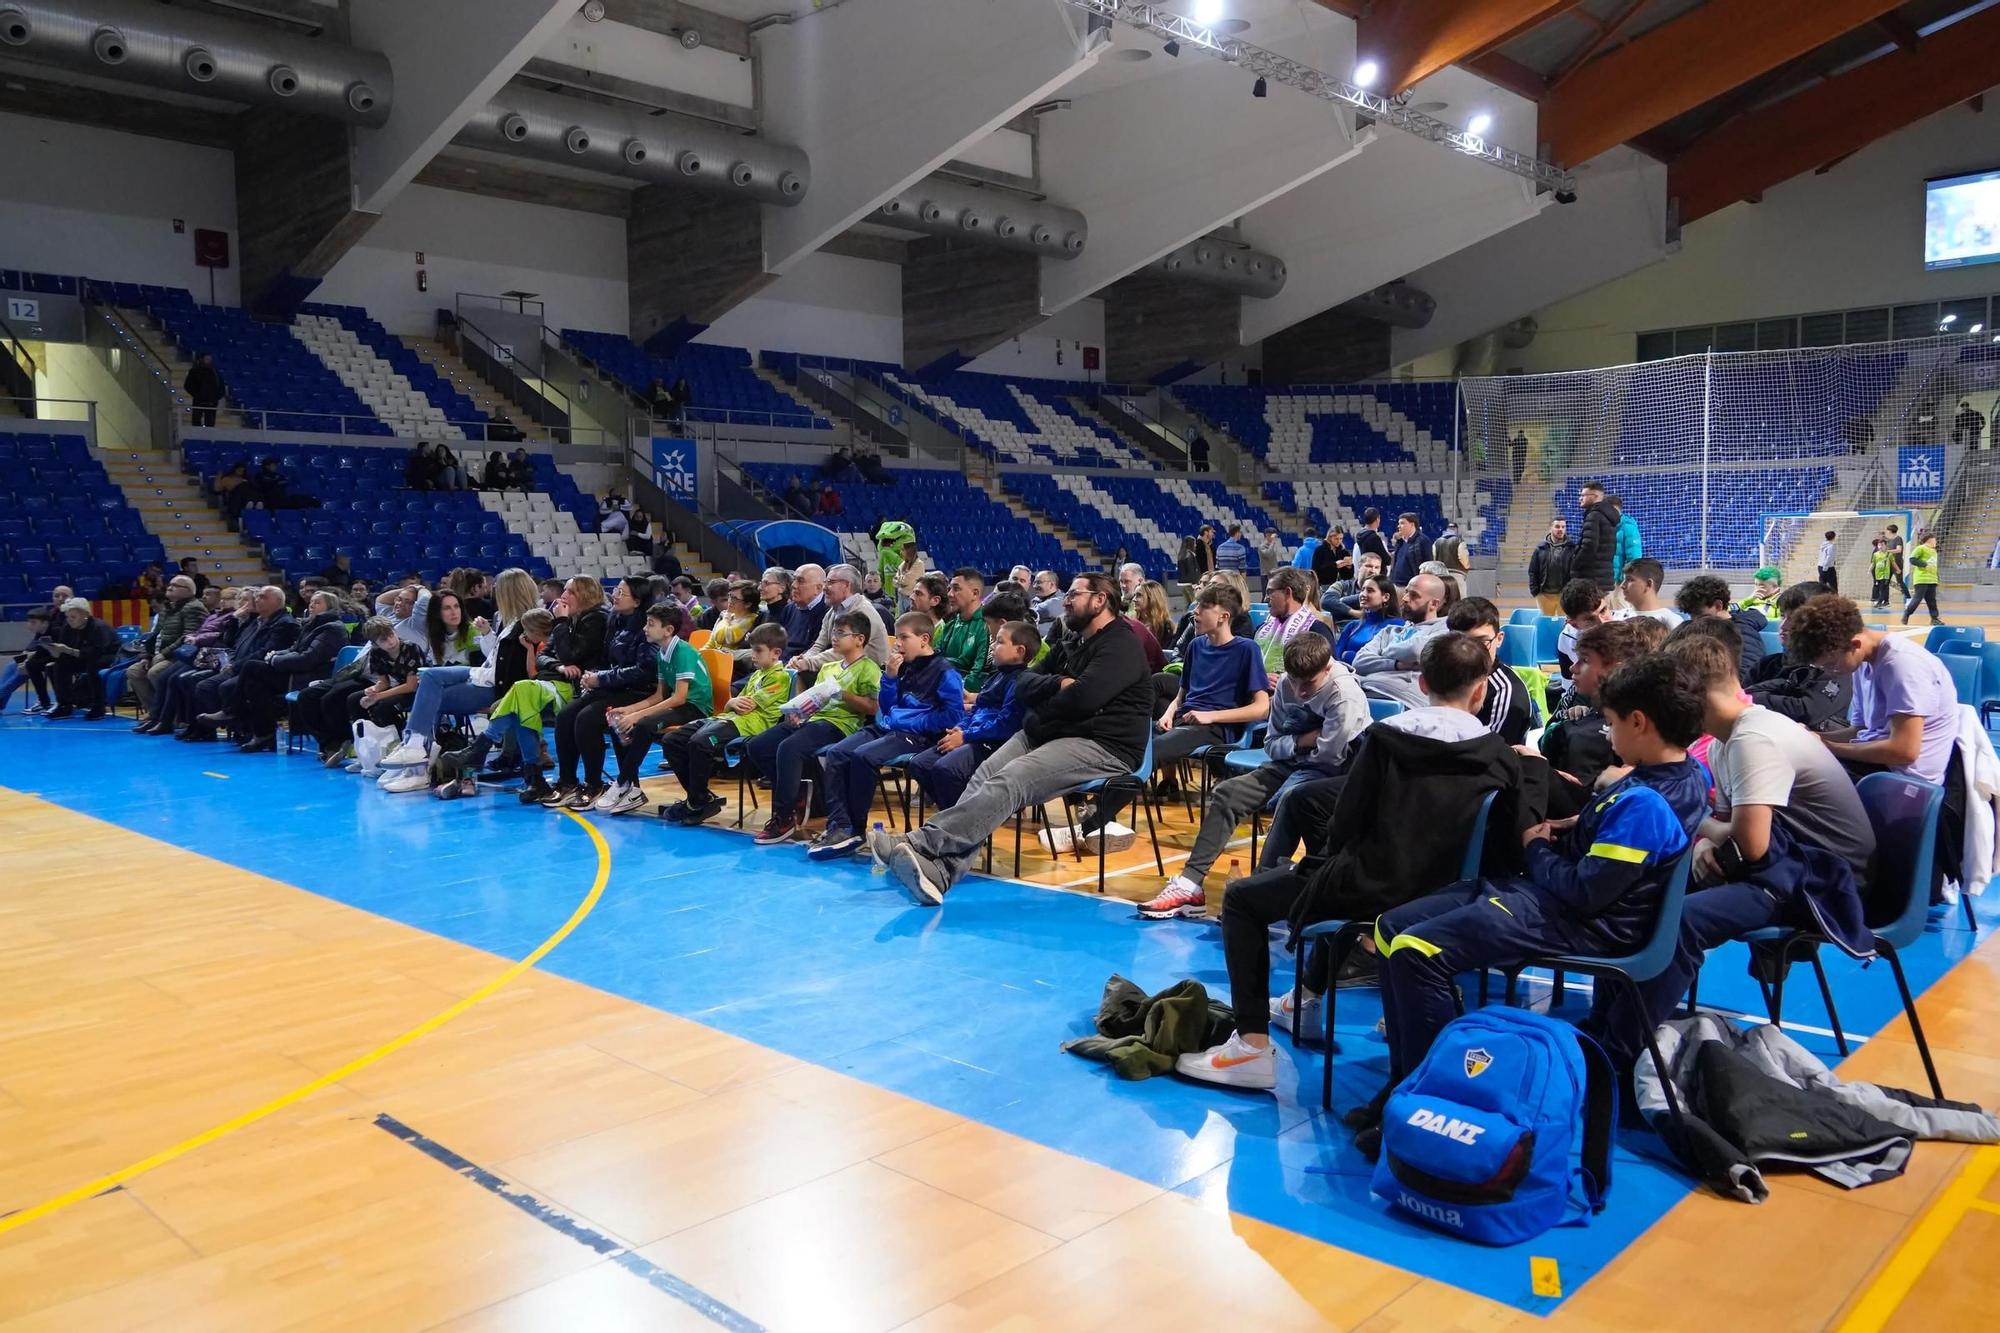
xmin=1901 ymin=527 xmax=1942 ymax=627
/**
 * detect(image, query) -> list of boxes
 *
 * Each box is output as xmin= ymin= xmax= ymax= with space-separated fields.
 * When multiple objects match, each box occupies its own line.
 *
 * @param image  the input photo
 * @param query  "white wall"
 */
xmin=965 ymin=298 xmax=1105 ymax=379
xmin=316 ymin=184 xmax=628 ymax=337
xmin=1519 ymin=101 xmax=2000 ymax=372
xmin=0 ymin=111 xmax=238 ymax=303
xmin=698 ymin=251 xmax=902 ymax=363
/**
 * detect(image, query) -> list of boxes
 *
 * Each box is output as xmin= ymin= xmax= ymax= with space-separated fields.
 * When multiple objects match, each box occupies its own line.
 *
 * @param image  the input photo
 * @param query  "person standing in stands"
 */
xmin=1901 ymin=526 xmax=1943 ymax=626
xmin=1189 ymin=430 xmax=1210 ymax=473
xmin=1527 ymin=518 xmax=1575 ymax=617
xmin=1388 ymin=511 xmax=1431 ymax=586
xmin=184 ymin=352 xmax=225 ymax=429
xmin=1571 ymin=481 xmax=1620 ymax=591
xmin=1257 ymin=528 xmax=1285 ymax=574
xmin=1351 ymin=508 xmax=1390 ymax=575
xmin=1214 ymin=524 xmax=1251 ymax=574
xmin=872 ymin=572 xmax=1153 ymax=906
xmin=1953 ymin=397 xmax=1985 ymax=450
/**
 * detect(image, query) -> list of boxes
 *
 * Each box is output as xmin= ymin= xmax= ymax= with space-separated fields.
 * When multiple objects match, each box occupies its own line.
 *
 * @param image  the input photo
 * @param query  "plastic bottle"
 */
xmin=870 ymin=820 xmax=887 ymax=875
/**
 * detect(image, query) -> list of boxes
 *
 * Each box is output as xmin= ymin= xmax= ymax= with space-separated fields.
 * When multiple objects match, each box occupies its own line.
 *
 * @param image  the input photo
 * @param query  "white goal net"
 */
xmin=1758 ymin=509 xmax=1914 ymax=606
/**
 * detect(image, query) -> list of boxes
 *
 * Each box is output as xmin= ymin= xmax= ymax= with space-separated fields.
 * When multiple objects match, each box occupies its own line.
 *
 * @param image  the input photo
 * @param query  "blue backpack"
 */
xmin=1370 ymin=1007 xmax=1614 ymax=1246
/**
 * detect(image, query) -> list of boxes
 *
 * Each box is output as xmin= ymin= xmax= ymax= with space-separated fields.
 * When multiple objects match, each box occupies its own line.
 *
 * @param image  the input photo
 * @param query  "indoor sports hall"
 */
xmin=4 ymin=1 xmax=2000 ymax=1330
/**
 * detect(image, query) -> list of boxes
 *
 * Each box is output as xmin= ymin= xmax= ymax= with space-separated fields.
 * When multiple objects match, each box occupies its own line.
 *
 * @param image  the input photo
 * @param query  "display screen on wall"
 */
xmin=1925 ymin=168 xmax=2000 ymax=270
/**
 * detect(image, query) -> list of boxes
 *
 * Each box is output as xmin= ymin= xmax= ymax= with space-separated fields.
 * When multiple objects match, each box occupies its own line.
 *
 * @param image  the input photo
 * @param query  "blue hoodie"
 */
xmin=959 ymin=661 xmax=1027 ymax=745
xmin=875 ymin=651 xmax=965 ymax=737
xmin=1614 ymin=514 xmax=1643 ymax=582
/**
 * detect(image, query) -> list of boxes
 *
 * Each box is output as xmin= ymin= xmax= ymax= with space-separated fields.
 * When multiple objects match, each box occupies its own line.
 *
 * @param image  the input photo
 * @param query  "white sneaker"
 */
xmin=592 ymin=782 xmax=642 ymax=813
xmin=1269 ymin=990 xmax=1325 ymax=1040
xmin=592 ymin=780 xmax=648 ymax=808
xmin=1136 ymin=876 xmax=1207 ymax=920
xmin=1037 ymin=820 xmax=1138 ymax=856
xmin=1175 ymin=1032 xmax=1276 ymax=1091
xmin=381 ymin=738 xmax=430 ymax=768
xmin=379 ymin=769 xmax=432 ymax=794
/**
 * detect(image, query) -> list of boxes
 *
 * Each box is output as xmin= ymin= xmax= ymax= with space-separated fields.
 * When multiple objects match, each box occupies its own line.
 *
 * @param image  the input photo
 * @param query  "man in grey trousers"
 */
xmin=871 ymin=572 xmax=1154 ymax=906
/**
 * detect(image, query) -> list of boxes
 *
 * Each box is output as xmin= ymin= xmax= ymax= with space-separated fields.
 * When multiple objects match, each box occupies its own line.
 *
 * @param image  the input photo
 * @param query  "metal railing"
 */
xmin=86 ymin=302 xmax=184 ymax=446
xmin=175 ymin=405 xmax=611 ymax=447
xmin=0 ymin=396 xmax=99 ymax=434
xmin=457 ymin=312 xmax=583 ymax=442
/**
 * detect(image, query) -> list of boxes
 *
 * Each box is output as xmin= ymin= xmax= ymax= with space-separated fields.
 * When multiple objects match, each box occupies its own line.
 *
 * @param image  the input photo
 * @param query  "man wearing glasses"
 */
xmin=871 ymin=573 xmax=1153 ymax=906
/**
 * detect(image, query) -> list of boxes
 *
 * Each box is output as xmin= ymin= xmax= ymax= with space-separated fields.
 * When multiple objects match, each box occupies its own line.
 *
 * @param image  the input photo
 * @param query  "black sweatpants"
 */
xmin=555 ymin=687 xmax=648 ymax=787
xmin=610 ymin=704 xmax=704 ymax=785
xmin=658 ymin=716 xmax=743 ymax=805
xmin=1220 ymin=864 xmax=1330 ymax=1039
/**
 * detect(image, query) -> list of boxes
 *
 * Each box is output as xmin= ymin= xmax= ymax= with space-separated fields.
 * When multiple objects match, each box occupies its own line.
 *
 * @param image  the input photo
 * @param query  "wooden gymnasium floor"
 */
xmin=1 ymin=686 xmax=1998 ymax=1330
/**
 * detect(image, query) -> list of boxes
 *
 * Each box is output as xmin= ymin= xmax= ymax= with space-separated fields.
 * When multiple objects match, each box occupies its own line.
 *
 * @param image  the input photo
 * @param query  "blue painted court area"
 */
xmin=4 ymin=718 xmax=1993 ymax=1313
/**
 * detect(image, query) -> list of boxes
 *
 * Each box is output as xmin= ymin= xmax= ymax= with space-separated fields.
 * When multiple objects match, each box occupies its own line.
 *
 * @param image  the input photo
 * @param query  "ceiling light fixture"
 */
xmin=1466 ymin=112 xmax=1493 ymax=136
xmin=1353 ymin=59 xmax=1379 ymax=88
xmin=1190 ymin=0 xmax=1223 ymax=23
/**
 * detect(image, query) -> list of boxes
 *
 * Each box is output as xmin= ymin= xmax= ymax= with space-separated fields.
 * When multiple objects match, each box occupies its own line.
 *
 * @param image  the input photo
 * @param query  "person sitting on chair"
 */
xmin=1174 ymin=632 xmax=1524 ymax=1092
xmin=657 ymin=623 xmax=792 ymax=827
xmin=44 ymin=598 xmax=121 ymax=720
xmin=870 ymin=573 xmax=1152 ymax=906
xmin=1526 ymin=617 xmax=1669 ymax=820
xmin=808 ymin=611 xmax=965 ymax=860
xmin=1356 ymin=654 xmax=1709 ymax=1154
xmin=1349 ymin=573 xmax=1450 ymax=708
xmin=748 ymin=610 xmax=881 ymax=845
xmin=229 ymin=589 xmax=347 ymax=752
xmin=908 ymin=619 xmax=1036 ymax=814
xmin=1043 ymin=582 xmax=1269 ymax=856
xmin=1134 ymin=632 xmax=1370 ymax=924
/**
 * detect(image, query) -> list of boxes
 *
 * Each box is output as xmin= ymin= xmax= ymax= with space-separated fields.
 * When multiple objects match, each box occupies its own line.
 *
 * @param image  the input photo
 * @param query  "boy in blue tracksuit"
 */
xmin=810 ymin=611 xmax=965 ymax=859
xmin=909 ymin=619 xmax=1038 ymax=812
xmin=1370 ymin=653 xmax=1710 ymax=1105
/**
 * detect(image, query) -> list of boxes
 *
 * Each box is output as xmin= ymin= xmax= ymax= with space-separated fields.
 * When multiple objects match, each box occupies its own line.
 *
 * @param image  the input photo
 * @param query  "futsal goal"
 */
xmin=1758 ymin=508 xmax=1913 ymax=600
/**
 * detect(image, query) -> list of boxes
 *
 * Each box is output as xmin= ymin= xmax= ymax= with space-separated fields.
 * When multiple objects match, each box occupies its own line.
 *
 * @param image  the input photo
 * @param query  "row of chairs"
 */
xmin=1293 ymin=773 xmax=1950 ymax=1131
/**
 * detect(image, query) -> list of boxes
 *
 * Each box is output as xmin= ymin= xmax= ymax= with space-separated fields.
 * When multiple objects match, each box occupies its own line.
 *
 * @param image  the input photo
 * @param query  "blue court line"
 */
xmin=374 ymin=1114 xmax=763 ymax=1332
xmin=2 ymin=719 xmax=1991 ymax=1314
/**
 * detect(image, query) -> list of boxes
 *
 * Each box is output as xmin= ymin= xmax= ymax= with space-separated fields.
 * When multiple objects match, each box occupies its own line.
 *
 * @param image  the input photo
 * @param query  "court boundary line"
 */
xmin=1836 ymin=1143 xmax=2000 ymax=1331
xmin=375 ymin=1113 xmax=765 ymax=1332
xmin=0 ymin=807 xmax=612 ymax=1238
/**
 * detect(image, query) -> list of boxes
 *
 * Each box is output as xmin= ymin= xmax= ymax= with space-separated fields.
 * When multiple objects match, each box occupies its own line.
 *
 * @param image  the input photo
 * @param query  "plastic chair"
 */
xmin=283 ymin=645 xmax=365 ymax=753
xmin=1298 ymin=790 xmax=1499 ymax=1111
xmin=1924 ymin=624 xmax=1984 ymax=654
xmin=1977 ymin=642 xmax=2000 ymax=725
xmin=699 ymin=647 xmax=734 ymax=714
xmin=1052 ymin=730 xmax=1166 ymax=894
xmin=688 ymin=628 xmax=711 ymax=650
xmin=1760 ymin=628 xmax=1783 ymax=659
xmin=1498 ymin=623 xmax=1536 ymax=668
xmin=1366 ymin=697 xmax=1406 ymax=722
xmin=1941 ymin=652 xmax=1979 ymax=709
xmin=1518 ymin=845 xmax=1699 ymax=1130
xmin=1535 ymin=615 xmax=1566 ymax=667
xmin=1508 ymin=607 xmax=1539 ymax=626
xmin=1692 ymin=775 xmax=1946 ymax=1098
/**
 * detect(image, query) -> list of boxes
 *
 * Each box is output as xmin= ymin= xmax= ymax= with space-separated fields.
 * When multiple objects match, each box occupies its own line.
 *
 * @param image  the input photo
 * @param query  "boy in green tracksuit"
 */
xmin=658 ymin=622 xmax=792 ymax=825
xmin=1869 ymin=540 xmax=1892 ymax=610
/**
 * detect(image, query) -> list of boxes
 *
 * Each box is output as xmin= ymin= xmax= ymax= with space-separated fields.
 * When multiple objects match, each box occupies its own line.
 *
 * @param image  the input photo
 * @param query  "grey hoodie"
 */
xmin=1263 ymin=660 xmax=1371 ymax=776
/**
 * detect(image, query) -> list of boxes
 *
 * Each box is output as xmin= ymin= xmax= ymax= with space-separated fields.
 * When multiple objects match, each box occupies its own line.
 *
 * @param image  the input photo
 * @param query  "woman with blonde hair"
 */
xmin=1130 ymin=580 xmax=1175 ymax=649
xmin=378 ymin=567 xmax=539 ymax=775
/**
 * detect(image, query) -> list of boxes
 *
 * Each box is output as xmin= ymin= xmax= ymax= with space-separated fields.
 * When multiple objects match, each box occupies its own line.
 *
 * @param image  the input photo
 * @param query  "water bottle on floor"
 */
xmin=870 ymin=821 xmax=887 ymax=875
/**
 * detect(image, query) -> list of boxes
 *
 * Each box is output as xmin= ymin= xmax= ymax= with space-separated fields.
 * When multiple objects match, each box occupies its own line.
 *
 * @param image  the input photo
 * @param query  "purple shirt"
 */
xmin=1852 ymin=635 xmax=1957 ymax=784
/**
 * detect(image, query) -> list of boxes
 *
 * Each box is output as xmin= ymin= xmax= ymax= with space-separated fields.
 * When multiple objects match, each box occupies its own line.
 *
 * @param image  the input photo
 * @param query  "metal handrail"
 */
xmin=179 ymin=406 xmax=611 ymax=448
xmin=457 ymin=311 xmax=578 ymax=423
xmin=0 ymin=395 xmax=100 ymax=435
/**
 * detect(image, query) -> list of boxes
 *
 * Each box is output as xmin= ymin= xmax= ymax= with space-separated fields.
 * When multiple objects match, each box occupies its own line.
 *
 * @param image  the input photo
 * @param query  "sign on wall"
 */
xmin=1897 ymin=445 xmax=1945 ymax=503
xmin=652 ymin=435 xmax=699 ymax=505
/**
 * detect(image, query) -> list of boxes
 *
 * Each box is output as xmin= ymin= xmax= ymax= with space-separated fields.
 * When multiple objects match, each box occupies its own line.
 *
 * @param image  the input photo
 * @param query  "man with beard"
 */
xmin=870 ymin=572 xmax=1152 ymax=906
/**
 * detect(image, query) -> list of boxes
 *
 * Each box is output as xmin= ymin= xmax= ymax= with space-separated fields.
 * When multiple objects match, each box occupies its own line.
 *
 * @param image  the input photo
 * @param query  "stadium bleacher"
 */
xmin=0 ymin=431 xmax=167 ymax=610
xmin=150 ymin=301 xmax=391 ymax=436
xmin=1559 ymin=467 xmax=1834 ymax=567
xmin=562 ymin=330 xmax=831 ymax=428
xmin=1175 ymin=382 xmax=1458 ymax=469
xmin=296 ymin=304 xmax=487 ymax=439
xmin=744 ymin=464 xmax=1073 ymax=579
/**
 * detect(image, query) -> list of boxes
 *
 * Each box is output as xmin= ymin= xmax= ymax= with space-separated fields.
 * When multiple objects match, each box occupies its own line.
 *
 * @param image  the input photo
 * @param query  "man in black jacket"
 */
xmin=1745 ymin=583 xmax=1851 ymax=732
xmin=184 ymin=353 xmax=225 ymax=428
xmin=1351 ymin=508 xmax=1389 ymax=574
xmin=1572 ymin=481 xmax=1620 ymax=588
xmin=1176 ymin=632 xmax=1525 ymax=1091
xmin=224 ymin=590 xmax=346 ymax=751
xmin=873 ymin=572 xmax=1152 ymax=906
xmin=45 ymin=598 xmax=122 ymax=720
xmin=184 ymin=586 xmax=297 ymax=741
xmin=1527 ymin=518 xmax=1575 ymax=616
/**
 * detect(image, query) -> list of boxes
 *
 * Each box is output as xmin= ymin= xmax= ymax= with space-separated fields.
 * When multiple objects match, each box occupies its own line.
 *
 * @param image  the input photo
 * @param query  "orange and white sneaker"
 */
xmin=1175 ymin=1032 xmax=1276 ymax=1090
xmin=1136 ymin=876 xmax=1207 ymax=920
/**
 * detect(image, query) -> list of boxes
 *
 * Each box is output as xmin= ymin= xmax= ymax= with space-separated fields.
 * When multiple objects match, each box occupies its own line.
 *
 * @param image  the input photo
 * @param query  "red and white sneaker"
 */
xmin=1136 ymin=876 xmax=1207 ymax=920
xmin=1175 ymin=1033 xmax=1276 ymax=1091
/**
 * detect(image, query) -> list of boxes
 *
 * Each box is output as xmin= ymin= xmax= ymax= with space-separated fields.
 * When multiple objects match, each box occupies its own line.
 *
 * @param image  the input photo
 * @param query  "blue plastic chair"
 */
xmin=1760 ymin=628 xmax=1783 ymax=659
xmin=1941 ymin=652 xmax=1979 ymax=709
xmin=1299 ymin=790 xmax=1500 ymax=1110
xmin=1925 ymin=624 xmax=1984 ymax=654
xmin=1055 ymin=729 xmax=1164 ymax=893
xmin=283 ymin=644 xmax=367 ymax=753
xmin=1534 ymin=615 xmax=1565 ymax=667
xmin=1938 ymin=639 xmax=1981 ymax=657
xmin=1517 ymin=845 xmax=1700 ymax=1129
xmin=1366 ymin=697 xmax=1406 ymax=722
xmin=1498 ymin=622 xmax=1536 ymax=668
xmin=1508 ymin=607 xmax=1539 ymax=626
xmin=1977 ymin=642 xmax=2000 ymax=724
xmin=1695 ymin=776 xmax=1947 ymax=1098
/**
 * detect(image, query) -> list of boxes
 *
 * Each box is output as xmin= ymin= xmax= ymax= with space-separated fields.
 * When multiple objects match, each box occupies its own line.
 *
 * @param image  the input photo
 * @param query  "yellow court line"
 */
xmin=0 ymin=809 xmax=612 ymax=1238
xmin=1837 ymin=1143 xmax=2000 ymax=1333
